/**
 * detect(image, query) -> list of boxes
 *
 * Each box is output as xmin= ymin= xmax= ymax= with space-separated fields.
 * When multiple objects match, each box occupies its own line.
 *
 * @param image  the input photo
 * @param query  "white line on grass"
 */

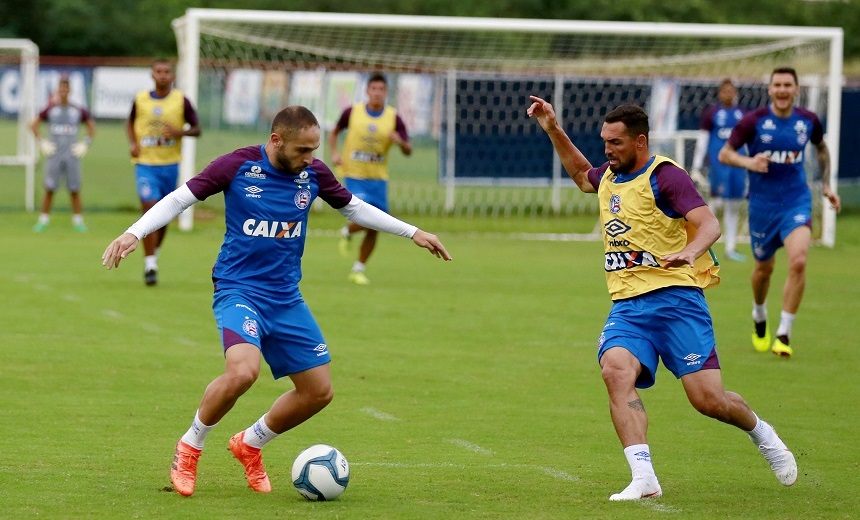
xmin=354 ymin=462 xmax=578 ymax=482
xmin=446 ymin=438 xmax=494 ymax=455
xmin=638 ymin=501 xmax=682 ymax=513
xmin=103 ymin=309 xmax=123 ymax=319
xmin=360 ymin=407 xmax=401 ymax=421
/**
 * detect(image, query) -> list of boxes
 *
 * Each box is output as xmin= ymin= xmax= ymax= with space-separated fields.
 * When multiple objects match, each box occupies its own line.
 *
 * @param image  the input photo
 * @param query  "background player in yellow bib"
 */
xmin=127 ymin=59 xmax=201 ymax=286
xmin=328 ymin=73 xmax=412 ymax=285
xmin=528 ymin=96 xmax=797 ymax=501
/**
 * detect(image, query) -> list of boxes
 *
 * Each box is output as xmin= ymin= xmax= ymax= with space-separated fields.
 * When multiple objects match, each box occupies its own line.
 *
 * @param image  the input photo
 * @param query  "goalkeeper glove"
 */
xmin=71 ymin=141 xmax=89 ymax=158
xmin=39 ymin=139 xmax=57 ymax=157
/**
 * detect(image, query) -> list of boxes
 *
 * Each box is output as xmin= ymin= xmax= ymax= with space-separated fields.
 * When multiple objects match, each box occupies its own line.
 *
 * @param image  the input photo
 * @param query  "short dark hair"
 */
xmin=151 ymin=58 xmax=173 ymax=71
xmin=271 ymin=106 xmax=319 ymax=137
xmin=771 ymin=67 xmax=798 ymax=85
xmin=604 ymin=104 xmax=649 ymax=140
xmin=368 ymin=73 xmax=387 ymax=86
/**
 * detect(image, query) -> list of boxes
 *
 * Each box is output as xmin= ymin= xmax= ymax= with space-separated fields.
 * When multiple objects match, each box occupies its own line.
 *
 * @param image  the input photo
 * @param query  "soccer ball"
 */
xmin=291 ymin=444 xmax=350 ymax=501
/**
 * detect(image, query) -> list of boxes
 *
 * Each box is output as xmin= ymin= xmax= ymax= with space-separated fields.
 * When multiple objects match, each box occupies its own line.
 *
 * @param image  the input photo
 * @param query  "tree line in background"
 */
xmin=2 ymin=0 xmax=857 ymax=59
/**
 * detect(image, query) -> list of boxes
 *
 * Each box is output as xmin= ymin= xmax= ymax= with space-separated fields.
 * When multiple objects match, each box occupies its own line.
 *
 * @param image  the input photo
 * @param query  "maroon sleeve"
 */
xmin=128 ymin=102 xmax=136 ymax=122
xmin=655 ymin=163 xmax=707 ymax=216
xmin=312 ymin=158 xmax=353 ymax=209
xmin=728 ymin=107 xmax=766 ymax=150
xmin=79 ymin=106 xmax=92 ymax=122
xmin=587 ymin=162 xmax=609 ymax=191
xmin=394 ymin=114 xmax=409 ymax=142
xmin=186 ymin=146 xmax=259 ymax=200
xmin=38 ymin=105 xmax=51 ymax=121
xmin=183 ymin=97 xmax=199 ymax=127
xmin=796 ymin=107 xmax=824 ymax=145
xmin=699 ymin=104 xmax=717 ymax=131
xmin=334 ymin=108 xmax=351 ymax=131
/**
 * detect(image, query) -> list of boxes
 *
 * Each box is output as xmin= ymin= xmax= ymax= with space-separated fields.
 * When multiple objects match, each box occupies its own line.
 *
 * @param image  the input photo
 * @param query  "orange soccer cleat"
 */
xmin=228 ymin=431 xmax=272 ymax=493
xmin=170 ymin=440 xmax=202 ymax=497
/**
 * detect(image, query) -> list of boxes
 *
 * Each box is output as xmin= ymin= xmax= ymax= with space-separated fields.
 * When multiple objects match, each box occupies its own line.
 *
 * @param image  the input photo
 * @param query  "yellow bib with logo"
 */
xmin=598 ymin=155 xmax=719 ymax=301
xmin=132 ymin=89 xmax=186 ymax=165
xmin=337 ymin=103 xmax=397 ymax=180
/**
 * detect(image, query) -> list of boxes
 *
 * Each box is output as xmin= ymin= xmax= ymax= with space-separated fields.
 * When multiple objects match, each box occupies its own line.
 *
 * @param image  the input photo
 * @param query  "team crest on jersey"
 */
xmin=609 ymin=194 xmax=622 ymax=214
xmin=242 ymin=318 xmax=259 ymax=338
xmin=294 ymin=188 xmax=311 ymax=209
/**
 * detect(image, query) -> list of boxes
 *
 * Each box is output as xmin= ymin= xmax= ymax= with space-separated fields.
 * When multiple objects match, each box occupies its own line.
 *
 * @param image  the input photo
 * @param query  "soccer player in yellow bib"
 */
xmin=528 ymin=96 xmax=797 ymax=500
xmin=329 ymin=74 xmax=412 ymax=285
xmin=127 ymin=59 xmax=201 ymax=286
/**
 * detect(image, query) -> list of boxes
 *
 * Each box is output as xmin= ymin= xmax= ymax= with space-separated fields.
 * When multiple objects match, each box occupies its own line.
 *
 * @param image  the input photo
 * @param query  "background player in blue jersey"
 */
xmin=30 ymin=76 xmax=96 ymax=232
xmin=528 ymin=96 xmax=796 ymax=501
xmin=102 ymin=106 xmax=451 ymax=498
xmin=691 ymin=78 xmax=747 ymax=261
xmin=719 ymin=67 xmax=841 ymax=358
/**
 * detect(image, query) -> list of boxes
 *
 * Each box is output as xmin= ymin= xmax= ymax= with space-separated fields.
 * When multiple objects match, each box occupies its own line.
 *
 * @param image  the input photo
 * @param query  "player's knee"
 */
xmin=690 ymin=391 xmax=728 ymax=419
xmin=305 ymin=383 xmax=334 ymax=411
xmin=787 ymin=255 xmax=807 ymax=275
xmin=600 ymin=361 xmax=637 ymax=390
xmin=225 ymin=365 xmax=259 ymax=393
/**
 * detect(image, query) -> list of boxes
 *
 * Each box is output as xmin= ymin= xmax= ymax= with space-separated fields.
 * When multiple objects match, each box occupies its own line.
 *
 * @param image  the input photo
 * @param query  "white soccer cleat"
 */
xmin=753 ymin=423 xmax=798 ymax=486
xmin=609 ymin=477 xmax=662 ymax=501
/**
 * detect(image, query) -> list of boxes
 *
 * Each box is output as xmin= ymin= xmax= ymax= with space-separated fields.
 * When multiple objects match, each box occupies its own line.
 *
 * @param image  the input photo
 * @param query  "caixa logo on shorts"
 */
xmin=604 ymin=251 xmax=660 ymax=272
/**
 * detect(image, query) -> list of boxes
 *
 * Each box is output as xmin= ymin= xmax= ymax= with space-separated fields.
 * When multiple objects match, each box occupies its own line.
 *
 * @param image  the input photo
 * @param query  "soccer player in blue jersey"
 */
xmin=102 ymin=106 xmax=451 ymax=497
xmin=691 ymin=78 xmax=747 ymax=261
xmin=719 ymin=67 xmax=841 ymax=358
xmin=528 ymin=96 xmax=797 ymax=501
xmin=30 ymin=76 xmax=96 ymax=232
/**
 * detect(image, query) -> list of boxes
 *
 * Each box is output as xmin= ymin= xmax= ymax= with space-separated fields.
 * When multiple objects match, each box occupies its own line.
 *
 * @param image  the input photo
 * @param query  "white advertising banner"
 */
xmin=224 ymin=69 xmax=263 ymax=125
xmin=92 ymin=67 xmax=153 ymax=119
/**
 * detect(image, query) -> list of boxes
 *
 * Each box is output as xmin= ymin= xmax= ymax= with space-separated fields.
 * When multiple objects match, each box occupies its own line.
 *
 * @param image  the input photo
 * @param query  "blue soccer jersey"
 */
xmin=728 ymin=106 xmax=823 ymax=207
xmin=186 ymin=145 xmax=352 ymax=302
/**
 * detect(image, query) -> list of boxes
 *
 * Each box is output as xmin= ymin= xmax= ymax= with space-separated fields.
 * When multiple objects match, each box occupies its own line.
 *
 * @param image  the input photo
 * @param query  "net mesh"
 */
xmin=177 ymin=13 xmax=835 ymax=228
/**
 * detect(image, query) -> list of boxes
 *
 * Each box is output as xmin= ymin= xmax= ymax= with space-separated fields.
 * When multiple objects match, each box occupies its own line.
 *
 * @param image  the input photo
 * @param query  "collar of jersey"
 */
xmin=612 ymin=156 xmax=655 ymax=183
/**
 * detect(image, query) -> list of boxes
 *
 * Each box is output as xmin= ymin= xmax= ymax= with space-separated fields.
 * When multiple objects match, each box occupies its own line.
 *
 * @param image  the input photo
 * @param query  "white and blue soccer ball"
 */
xmin=291 ymin=444 xmax=350 ymax=501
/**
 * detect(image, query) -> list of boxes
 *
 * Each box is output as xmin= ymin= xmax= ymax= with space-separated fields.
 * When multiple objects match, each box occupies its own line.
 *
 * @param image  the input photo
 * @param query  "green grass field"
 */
xmin=0 ymin=206 xmax=858 ymax=518
xmin=1 ymin=119 xmax=859 ymax=518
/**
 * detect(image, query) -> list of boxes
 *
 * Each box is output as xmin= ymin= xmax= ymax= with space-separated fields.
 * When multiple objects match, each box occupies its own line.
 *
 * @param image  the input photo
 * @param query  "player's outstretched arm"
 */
xmin=411 ymin=230 xmax=452 ymax=261
xmin=102 ymin=233 xmax=140 ymax=269
xmin=526 ymin=95 xmax=595 ymax=193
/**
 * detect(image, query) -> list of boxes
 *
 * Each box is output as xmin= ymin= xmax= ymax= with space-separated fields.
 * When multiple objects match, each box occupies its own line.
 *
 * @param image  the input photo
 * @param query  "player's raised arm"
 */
xmin=527 ymin=96 xmax=595 ymax=193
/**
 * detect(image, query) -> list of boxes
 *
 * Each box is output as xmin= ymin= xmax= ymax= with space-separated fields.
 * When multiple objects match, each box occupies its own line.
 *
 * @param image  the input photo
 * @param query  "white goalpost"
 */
xmin=0 ymin=39 xmax=38 ymax=211
xmin=171 ymin=10 xmax=842 ymax=245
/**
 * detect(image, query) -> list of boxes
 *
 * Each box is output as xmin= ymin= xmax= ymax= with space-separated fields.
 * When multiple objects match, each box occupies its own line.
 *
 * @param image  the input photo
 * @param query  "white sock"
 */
xmin=776 ymin=311 xmax=796 ymax=339
xmin=72 ymin=213 xmax=84 ymax=225
xmin=723 ymin=200 xmax=740 ymax=253
xmin=341 ymin=226 xmax=351 ymax=238
xmin=180 ymin=410 xmax=216 ymax=449
xmin=243 ymin=414 xmax=279 ymax=449
xmin=623 ymin=444 xmax=656 ymax=479
xmin=352 ymin=261 xmax=365 ymax=273
xmin=752 ymin=302 xmax=768 ymax=323
xmin=155 ymin=247 xmax=161 ymax=259
xmin=710 ymin=197 xmax=724 ymax=214
xmin=747 ymin=413 xmax=771 ymax=445
xmin=38 ymin=213 xmax=50 ymax=224
xmin=144 ymin=255 xmax=158 ymax=271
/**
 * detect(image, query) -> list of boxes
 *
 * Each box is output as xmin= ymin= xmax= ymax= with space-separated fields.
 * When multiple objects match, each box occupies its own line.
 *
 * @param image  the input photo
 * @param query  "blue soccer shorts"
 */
xmin=344 ymin=178 xmax=389 ymax=212
xmin=597 ymin=286 xmax=720 ymax=389
xmin=213 ymin=289 xmax=331 ymax=379
xmin=709 ymin=163 xmax=747 ymax=200
xmin=748 ymin=197 xmax=812 ymax=261
xmin=135 ymin=163 xmax=180 ymax=202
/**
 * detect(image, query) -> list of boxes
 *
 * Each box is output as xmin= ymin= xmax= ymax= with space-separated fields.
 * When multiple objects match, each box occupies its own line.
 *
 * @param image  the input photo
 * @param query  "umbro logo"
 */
xmin=245 ymin=186 xmax=263 ymax=194
xmin=684 ymin=353 xmax=703 ymax=366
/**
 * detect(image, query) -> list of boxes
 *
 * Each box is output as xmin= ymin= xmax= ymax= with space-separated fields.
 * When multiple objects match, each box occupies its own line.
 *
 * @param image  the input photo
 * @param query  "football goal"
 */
xmin=171 ymin=10 xmax=842 ymax=245
xmin=0 ymin=39 xmax=38 ymax=211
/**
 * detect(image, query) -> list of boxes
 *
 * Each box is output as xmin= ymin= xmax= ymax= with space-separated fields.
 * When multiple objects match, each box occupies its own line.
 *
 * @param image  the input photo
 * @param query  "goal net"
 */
xmin=172 ymin=10 xmax=842 ymax=245
xmin=0 ymin=39 xmax=38 ymax=211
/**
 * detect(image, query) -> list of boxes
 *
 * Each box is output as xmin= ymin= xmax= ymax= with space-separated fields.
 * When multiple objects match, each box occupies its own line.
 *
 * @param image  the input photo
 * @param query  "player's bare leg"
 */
xmin=34 ymin=191 xmax=54 ymax=231
xmin=70 ymin=192 xmax=86 ymax=232
xmin=140 ymin=199 xmax=160 ymax=285
xmin=772 ymin=226 xmax=810 ymax=356
xmin=751 ymin=256 xmax=775 ymax=352
xmin=682 ymin=369 xmax=797 ymax=485
xmin=600 ymin=347 xmax=661 ymax=501
xmin=347 ymin=223 xmax=374 ymax=285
